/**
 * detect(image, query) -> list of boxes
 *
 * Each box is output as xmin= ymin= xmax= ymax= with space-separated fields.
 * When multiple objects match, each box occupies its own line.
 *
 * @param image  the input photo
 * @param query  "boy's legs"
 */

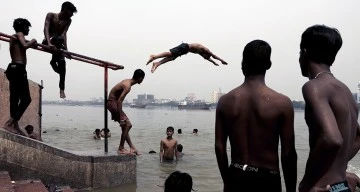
xmin=3 ymin=67 xmax=20 ymax=134
xmin=151 ymin=56 xmax=175 ymax=73
xmin=58 ymin=59 xmax=66 ymax=98
xmin=146 ymin=52 xmax=172 ymax=65
xmin=124 ymin=120 xmax=141 ymax=155
xmin=119 ymin=122 xmax=130 ymax=154
xmin=3 ymin=65 xmax=29 ymax=135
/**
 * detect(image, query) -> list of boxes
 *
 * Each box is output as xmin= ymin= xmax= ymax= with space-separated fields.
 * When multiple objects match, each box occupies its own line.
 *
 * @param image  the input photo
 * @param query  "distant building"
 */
xmin=135 ymin=94 xmax=155 ymax=104
xmin=147 ymin=94 xmax=155 ymax=101
xmin=211 ymin=88 xmax=224 ymax=103
xmin=138 ymin=94 xmax=146 ymax=100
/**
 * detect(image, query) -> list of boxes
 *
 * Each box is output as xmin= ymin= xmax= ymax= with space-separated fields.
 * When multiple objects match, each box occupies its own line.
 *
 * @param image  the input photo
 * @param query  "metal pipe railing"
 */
xmin=0 ymin=32 xmax=122 ymax=153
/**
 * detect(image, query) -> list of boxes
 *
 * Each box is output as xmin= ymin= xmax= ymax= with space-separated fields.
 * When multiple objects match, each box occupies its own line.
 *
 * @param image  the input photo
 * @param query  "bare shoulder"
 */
xmin=46 ymin=12 xmax=56 ymax=18
xmin=302 ymin=81 xmax=322 ymax=101
xmin=267 ymin=88 xmax=293 ymax=111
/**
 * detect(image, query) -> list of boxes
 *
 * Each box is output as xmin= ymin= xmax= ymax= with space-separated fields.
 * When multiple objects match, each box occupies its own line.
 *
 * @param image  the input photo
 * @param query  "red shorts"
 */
xmin=107 ymin=100 xmax=128 ymax=123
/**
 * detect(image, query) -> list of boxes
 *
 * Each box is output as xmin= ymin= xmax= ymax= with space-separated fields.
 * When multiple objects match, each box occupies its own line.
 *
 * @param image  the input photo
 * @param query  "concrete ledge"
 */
xmin=0 ymin=129 xmax=136 ymax=189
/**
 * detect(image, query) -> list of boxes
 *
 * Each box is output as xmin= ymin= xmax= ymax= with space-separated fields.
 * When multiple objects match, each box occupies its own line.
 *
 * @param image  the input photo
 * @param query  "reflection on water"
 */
xmin=41 ymin=105 xmax=360 ymax=192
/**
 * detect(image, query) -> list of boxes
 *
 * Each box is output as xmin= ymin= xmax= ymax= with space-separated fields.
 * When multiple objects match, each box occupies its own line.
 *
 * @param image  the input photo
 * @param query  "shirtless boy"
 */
xmin=298 ymin=25 xmax=360 ymax=192
xmin=215 ymin=40 xmax=297 ymax=192
xmin=25 ymin=125 xmax=42 ymax=141
xmin=2 ymin=18 xmax=37 ymax=136
xmin=43 ymin=1 xmax=77 ymax=98
xmin=107 ymin=69 xmax=145 ymax=155
xmin=146 ymin=43 xmax=228 ymax=73
xmin=160 ymin=126 xmax=179 ymax=162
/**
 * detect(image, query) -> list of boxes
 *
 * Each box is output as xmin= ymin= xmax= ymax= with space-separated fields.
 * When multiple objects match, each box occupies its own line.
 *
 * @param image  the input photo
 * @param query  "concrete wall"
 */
xmin=0 ymin=129 xmax=136 ymax=189
xmin=0 ymin=67 xmax=42 ymax=137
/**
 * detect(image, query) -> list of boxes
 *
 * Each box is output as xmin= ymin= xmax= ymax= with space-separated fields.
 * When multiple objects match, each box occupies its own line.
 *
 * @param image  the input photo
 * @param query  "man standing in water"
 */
xmin=43 ymin=1 xmax=77 ymax=99
xmin=298 ymin=25 xmax=360 ymax=192
xmin=2 ymin=18 xmax=37 ymax=135
xmin=215 ymin=40 xmax=297 ymax=192
xmin=107 ymin=69 xmax=145 ymax=155
xmin=159 ymin=126 xmax=179 ymax=162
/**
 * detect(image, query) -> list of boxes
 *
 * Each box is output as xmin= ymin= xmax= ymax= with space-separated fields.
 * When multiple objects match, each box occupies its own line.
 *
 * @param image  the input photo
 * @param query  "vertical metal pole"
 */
xmin=104 ymin=65 xmax=108 ymax=153
xmin=39 ymin=80 xmax=43 ymax=138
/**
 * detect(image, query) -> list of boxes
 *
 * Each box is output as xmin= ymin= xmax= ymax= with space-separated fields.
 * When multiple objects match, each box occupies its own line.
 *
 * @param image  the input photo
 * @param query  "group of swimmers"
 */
xmin=1 ymin=1 xmax=360 ymax=192
xmin=93 ymin=128 xmax=111 ymax=140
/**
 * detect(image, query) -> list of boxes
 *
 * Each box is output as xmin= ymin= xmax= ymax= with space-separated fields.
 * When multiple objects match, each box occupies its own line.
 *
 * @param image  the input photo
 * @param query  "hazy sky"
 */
xmin=1 ymin=0 xmax=359 ymax=101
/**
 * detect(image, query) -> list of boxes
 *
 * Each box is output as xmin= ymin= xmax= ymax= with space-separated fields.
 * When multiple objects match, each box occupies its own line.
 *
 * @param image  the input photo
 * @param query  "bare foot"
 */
xmin=2 ymin=119 xmax=20 ymax=134
xmin=117 ymin=148 xmax=132 ymax=155
xmin=146 ymin=55 xmax=156 ymax=65
xmin=60 ymin=90 xmax=66 ymax=99
xmin=130 ymin=148 xmax=141 ymax=156
xmin=151 ymin=62 xmax=160 ymax=73
xmin=13 ymin=122 xmax=27 ymax=136
xmin=221 ymin=61 xmax=228 ymax=65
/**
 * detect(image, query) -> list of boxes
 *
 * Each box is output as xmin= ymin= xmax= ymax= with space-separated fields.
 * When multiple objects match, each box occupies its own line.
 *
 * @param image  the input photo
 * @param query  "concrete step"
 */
xmin=13 ymin=180 xmax=48 ymax=192
xmin=0 ymin=171 xmax=14 ymax=192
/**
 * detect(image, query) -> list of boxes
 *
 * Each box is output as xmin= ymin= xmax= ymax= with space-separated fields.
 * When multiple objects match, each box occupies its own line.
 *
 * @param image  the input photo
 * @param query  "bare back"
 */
xmin=189 ymin=43 xmax=209 ymax=54
xmin=305 ymin=76 xmax=358 ymax=186
xmin=10 ymin=34 xmax=27 ymax=64
xmin=220 ymin=83 xmax=292 ymax=170
xmin=108 ymin=79 xmax=132 ymax=101
xmin=47 ymin=13 xmax=71 ymax=37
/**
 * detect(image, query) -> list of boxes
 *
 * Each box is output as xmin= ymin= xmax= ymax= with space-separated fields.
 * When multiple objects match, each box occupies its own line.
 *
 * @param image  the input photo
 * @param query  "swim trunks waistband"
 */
xmin=9 ymin=63 xmax=26 ymax=68
xmin=330 ymin=181 xmax=350 ymax=192
xmin=230 ymin=162 xmax=279 ymax=175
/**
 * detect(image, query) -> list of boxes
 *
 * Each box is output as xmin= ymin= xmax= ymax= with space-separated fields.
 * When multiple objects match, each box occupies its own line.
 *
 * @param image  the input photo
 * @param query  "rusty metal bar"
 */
xmin=0 ymin=33 xmax=124 ymax=70
xmin=0 ymin=32 xmax=121 ymax=153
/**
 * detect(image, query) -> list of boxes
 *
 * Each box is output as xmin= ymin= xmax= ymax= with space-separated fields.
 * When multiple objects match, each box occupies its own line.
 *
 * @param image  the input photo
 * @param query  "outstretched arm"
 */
xmin=61 ymin=20 xmax=72 ymax=50
xmin=280 ymin=99 xmax=297 ymax=192
xmin=210 ymin=53 xmax=228 ymax=65
xmin=349 ymin=124 xmax=360 ymax=161
xmin=299 ymin=83 xmax=343 ymax=192
xmin=44 ymin=13 xmax=54 ymax=47
xmin=215 ymin=97 xmax=229 ymax=185
xmin=116 ymin=87 xmax=130 ymax=118
xmin=16 ymin=33 xmax=37 ymax=49
xmin=205 ymin=57 xmax=219 ymax=66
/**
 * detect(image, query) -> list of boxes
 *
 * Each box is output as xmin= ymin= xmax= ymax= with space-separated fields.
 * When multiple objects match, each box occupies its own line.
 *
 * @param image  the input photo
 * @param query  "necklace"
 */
xmin=314 ymin=71 xmax=333 ymax=79
xmin=55 ymin=14 xmax=64 ymax=25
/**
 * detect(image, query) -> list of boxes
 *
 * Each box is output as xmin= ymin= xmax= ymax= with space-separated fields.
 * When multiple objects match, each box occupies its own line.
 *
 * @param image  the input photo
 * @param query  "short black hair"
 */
xmin=177 ymin=144 xmax=183 ymax=152
xmin=13 ymin=18 xmax=31 ymax=33
xmin=62 ymin=1 xmax=77 ymax=13
xmin=164 ymin=171 xmax=193 ymax=192
xmin=300 ymin=25 xmax=342 ymax=66
xmin=193 ymin=129 xmax=198 ymax=133
xmin=242 ymin=40 xmax=272 ymax=75
xmin=25 ymin=125 xmax=34 ymax=132
xmin=132 ymin=69 xmax=145 ymax=80
xmin=167 ymin=126 xmax=174 ymax=132
xmin=95 ymin=129 xmax=100 ymax=133
xmin=177 ymin=129 xmax=182 ymax=134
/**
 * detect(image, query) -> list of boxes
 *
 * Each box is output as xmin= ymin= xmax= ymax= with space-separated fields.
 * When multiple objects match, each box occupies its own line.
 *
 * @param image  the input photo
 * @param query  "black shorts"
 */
xmin=170 ymin=43 xmax=190 ymax=58
xmin=227 ymin=163 xmax=281 ymax=192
